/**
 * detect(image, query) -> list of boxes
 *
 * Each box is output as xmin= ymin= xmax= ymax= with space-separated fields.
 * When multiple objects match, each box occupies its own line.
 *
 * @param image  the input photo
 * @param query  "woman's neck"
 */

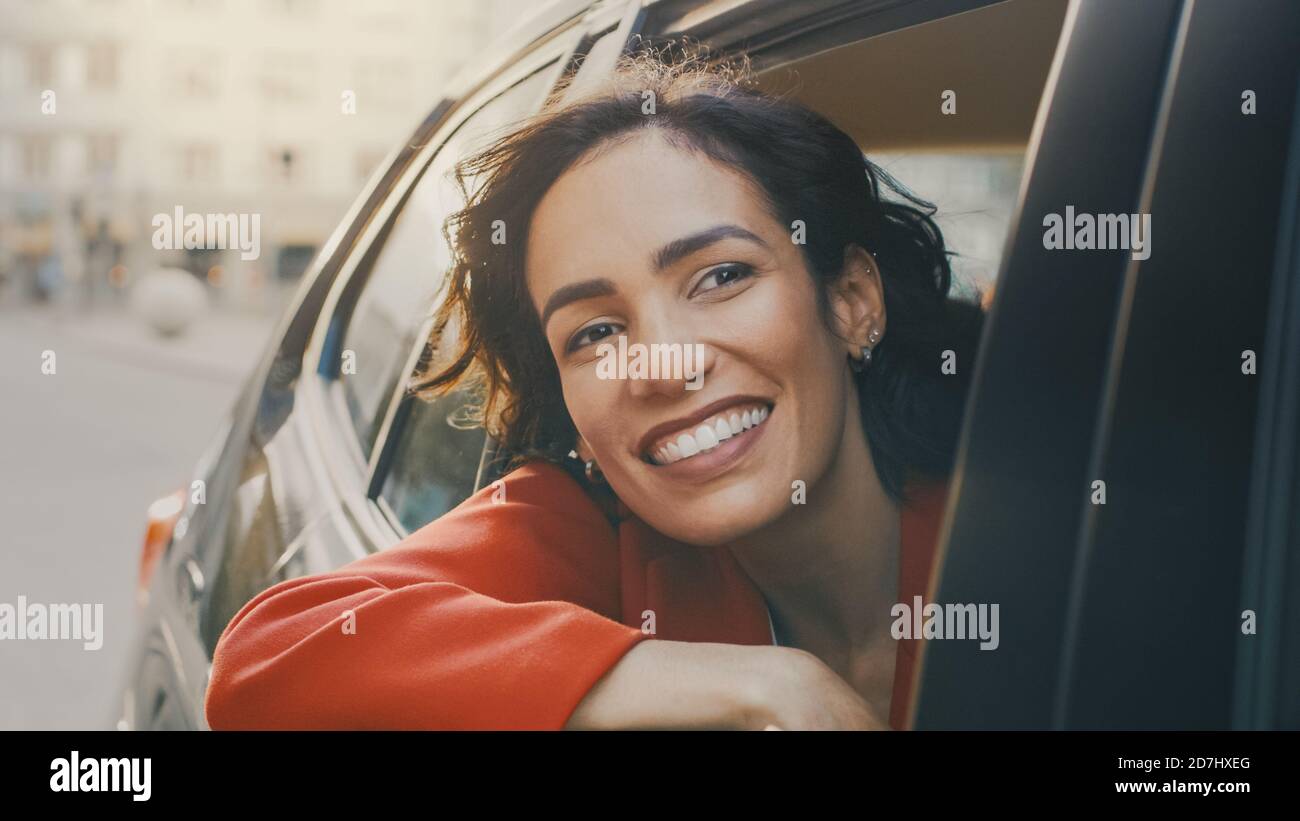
xmin=726 ymin=412 xmax=902 ymax=710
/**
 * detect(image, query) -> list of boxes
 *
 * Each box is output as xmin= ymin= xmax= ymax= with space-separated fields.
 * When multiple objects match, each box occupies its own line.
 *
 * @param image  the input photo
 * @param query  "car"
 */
xmin=114 ymin=0 xmax=1300 ymax=731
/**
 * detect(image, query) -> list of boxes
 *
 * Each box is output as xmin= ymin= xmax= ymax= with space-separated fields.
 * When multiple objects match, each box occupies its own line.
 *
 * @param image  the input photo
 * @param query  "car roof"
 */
xmin=441 ymin=0 xmax=600 ymax=101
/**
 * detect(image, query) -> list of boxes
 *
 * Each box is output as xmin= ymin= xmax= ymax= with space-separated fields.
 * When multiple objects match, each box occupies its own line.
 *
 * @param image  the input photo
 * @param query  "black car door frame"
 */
xmin=914 ymin=0 xmax=1300 ymax=729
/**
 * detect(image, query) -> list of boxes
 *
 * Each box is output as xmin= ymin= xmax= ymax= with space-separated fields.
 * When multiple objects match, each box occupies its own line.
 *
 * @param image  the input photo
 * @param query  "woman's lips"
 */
xmin=646 ymin=403 xmax=770 ymax=465
xmin=642 ymin=402 xmax=773 ymax=482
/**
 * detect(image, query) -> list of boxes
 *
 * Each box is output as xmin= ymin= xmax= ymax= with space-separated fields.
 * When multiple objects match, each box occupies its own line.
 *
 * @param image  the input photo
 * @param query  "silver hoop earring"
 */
xmin=584 ymin=459 xmax=604 ymax=484
xmin=850 ymin=326 xmax=882 ymax=373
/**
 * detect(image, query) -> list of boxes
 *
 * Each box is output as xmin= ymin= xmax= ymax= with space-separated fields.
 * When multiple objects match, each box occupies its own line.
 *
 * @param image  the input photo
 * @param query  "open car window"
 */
xmin=753 ymin=0 xmax=1068 ymax=300
xmin=332 ymin=66 xmax=560 ymax=459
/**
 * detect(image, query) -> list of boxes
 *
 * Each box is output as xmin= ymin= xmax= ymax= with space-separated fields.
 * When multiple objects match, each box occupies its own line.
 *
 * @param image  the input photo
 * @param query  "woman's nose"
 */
xmin=620 ymin=328 xmax=716 ymax=400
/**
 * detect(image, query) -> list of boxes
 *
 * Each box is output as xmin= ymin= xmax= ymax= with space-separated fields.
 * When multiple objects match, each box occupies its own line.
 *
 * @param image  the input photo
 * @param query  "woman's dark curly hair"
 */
xmin=410 ymin=47 xmax=984 ymax=503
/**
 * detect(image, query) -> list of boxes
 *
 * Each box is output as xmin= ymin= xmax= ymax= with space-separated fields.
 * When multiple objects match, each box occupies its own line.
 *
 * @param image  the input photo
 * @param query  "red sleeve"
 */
xmin=203 ymin=462 xmax=647 ymax=730
xmin=890 ymin=478 xmax=951 ymax=730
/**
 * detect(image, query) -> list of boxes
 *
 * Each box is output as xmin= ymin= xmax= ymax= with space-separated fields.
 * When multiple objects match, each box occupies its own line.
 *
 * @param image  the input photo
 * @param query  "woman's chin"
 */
xmin=647 ymin=516 xmax=754 ymax=548
xmin=633 ymin=483 xmax=789 ymax=547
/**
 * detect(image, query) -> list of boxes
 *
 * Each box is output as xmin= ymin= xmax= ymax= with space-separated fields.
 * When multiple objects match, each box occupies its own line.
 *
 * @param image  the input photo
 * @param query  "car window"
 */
xmin=753 ymin=0 xmax=1067 ymax=305
xmin=378 ymin=379 xmax=486 ymax=533
xmin=335 ymin=66 xmax=557 ymax=455
xmin=867 ymin=153 xmax=1024 ymax=299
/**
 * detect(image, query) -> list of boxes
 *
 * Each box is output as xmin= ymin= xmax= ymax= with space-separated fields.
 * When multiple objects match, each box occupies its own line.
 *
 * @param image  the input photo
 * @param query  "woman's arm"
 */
xmin=205 ymin=572 xmax=646 ymax=729
xmin=565 ymin=640 xmax=888 ymax=730
xmin=205 ymin=463 xmax=647 ymax=730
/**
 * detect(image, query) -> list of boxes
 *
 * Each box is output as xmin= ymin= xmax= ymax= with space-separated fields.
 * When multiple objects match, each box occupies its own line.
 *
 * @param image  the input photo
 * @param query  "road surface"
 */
xmin=0 ymin=305 xmax=275 ymax=729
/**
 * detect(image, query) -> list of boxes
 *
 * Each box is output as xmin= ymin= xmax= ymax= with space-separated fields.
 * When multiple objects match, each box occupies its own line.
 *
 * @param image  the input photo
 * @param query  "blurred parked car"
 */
xmin=116 ymin=0 xmax=1299 ymax=730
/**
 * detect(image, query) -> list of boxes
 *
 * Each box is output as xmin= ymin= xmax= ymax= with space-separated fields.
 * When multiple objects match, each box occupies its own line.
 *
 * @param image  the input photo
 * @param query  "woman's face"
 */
xmin=526 ymin=130 xmax=880 ymax=546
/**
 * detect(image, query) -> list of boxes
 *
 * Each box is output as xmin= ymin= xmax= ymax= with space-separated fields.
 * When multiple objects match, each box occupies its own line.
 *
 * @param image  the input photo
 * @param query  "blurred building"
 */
xmin=0 ymin=0 xmax=524 ymax=312
xmin=873 ymin=151 xmax=1024 ymax=301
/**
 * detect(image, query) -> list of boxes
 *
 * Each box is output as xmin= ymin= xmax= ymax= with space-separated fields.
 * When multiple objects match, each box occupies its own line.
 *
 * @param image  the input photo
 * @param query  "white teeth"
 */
xmin=695 ymin=425 xmax=719 ymax=451
xmin=648 ymin=404 xmax=771 ymax=466
xmin=677 ymin=433 xmax=700 ymax=457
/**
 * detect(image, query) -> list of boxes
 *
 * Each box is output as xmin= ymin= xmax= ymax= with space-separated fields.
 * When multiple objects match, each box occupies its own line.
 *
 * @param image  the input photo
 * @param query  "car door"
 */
xmin=259 ymin=4 xmax=641 ymax=579
xmin=297 ymin=45 xmax=577 ymax=555
xmin=912 ymin=0 xmax=1300 ymax=729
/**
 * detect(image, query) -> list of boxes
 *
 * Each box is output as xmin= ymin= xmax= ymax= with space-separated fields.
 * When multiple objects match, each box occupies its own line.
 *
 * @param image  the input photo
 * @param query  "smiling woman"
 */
xmin=204 ymin=46 xmax=984 ymax=731
xmin=416 ymin=51 xmax=982 ymax=506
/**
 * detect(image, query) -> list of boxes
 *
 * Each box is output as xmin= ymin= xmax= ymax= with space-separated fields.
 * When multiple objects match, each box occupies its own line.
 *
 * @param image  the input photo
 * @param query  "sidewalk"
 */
xmin=1 ymin=304 xmax=278 ymax=385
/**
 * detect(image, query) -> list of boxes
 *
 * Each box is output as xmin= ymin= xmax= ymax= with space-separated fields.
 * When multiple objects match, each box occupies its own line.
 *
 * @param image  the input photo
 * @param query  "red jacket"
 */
xmin=204 ymin=460 xmax=947 ymax=730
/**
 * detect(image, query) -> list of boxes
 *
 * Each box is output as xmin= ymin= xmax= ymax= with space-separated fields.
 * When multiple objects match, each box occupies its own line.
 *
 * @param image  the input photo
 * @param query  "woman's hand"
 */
xmin=745 ymin=645 xmax=889 ymax=730
xmin=565 ymin=639 xmax=888 ymax=730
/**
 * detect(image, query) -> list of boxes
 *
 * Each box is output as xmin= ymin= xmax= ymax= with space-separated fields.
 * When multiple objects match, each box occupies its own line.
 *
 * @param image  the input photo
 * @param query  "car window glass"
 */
xmin=379 ymin=384 xmax=486 ymax=533
xmin=337 ymin=66 xmax=556 ymax=454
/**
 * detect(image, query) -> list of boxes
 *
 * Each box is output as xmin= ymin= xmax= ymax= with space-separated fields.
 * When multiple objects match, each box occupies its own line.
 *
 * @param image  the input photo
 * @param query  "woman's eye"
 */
xmin=567 ymin=322 xmax=623 ymax=352
xmin=692 ymin=263 xmax=755 ymax=296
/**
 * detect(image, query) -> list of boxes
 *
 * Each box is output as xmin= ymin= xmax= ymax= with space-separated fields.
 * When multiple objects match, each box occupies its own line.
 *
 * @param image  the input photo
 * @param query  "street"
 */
xmin=0 ymin=306 xmax=274 ymax=729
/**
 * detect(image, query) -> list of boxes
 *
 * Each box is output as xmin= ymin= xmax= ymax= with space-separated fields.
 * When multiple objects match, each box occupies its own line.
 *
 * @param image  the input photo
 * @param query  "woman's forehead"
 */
xmin=525 ymin=131 xmax=776 ymax=290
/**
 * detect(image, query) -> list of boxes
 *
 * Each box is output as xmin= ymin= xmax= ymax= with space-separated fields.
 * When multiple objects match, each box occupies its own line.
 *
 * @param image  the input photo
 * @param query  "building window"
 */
xmin=259 ymin=53 xmax=314 ymax=104
xmin=267 ymin=146 xmax=302 ymax=184
xmin=87 ymin=134 xmax=118 ymax=176
xmin=169 ymin=52 xmax=220 ymax=100
xmin=178 ymin=143 xmax=218 ymax=182
xmin=21 ymin=135 xmax=53 ymax=181
xmin=86 ymin=42 xmax=118 ymax=90
xmin=27 ymin=45 xmax=55 ymax=89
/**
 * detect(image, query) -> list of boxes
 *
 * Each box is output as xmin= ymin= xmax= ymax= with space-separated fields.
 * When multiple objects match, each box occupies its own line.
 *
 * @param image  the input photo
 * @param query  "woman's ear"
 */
xmin=828 ymin=244 xmax=887 ymax=354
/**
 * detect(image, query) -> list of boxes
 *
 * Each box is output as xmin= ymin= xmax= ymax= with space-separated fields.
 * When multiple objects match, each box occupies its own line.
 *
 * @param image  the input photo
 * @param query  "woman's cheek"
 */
xmin=714 ymin=277 xmax=820 ymax=367
xmin=560 ymin=367 xmax=624 ymax=456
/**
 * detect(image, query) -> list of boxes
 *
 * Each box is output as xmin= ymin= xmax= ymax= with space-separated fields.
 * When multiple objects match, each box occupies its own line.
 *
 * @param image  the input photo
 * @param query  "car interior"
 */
xmin=754 ymin=0 xmax=1068 ymax=297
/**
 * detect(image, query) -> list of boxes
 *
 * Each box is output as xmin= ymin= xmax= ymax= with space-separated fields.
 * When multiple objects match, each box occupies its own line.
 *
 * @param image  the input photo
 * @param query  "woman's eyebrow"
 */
xmin=540 ymin=277 xmax=617 ymax=329
xmin=539 ymin=225 xmax=766 ymax=330
xmin=653 ymin=224 xmax=768 ymax=272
